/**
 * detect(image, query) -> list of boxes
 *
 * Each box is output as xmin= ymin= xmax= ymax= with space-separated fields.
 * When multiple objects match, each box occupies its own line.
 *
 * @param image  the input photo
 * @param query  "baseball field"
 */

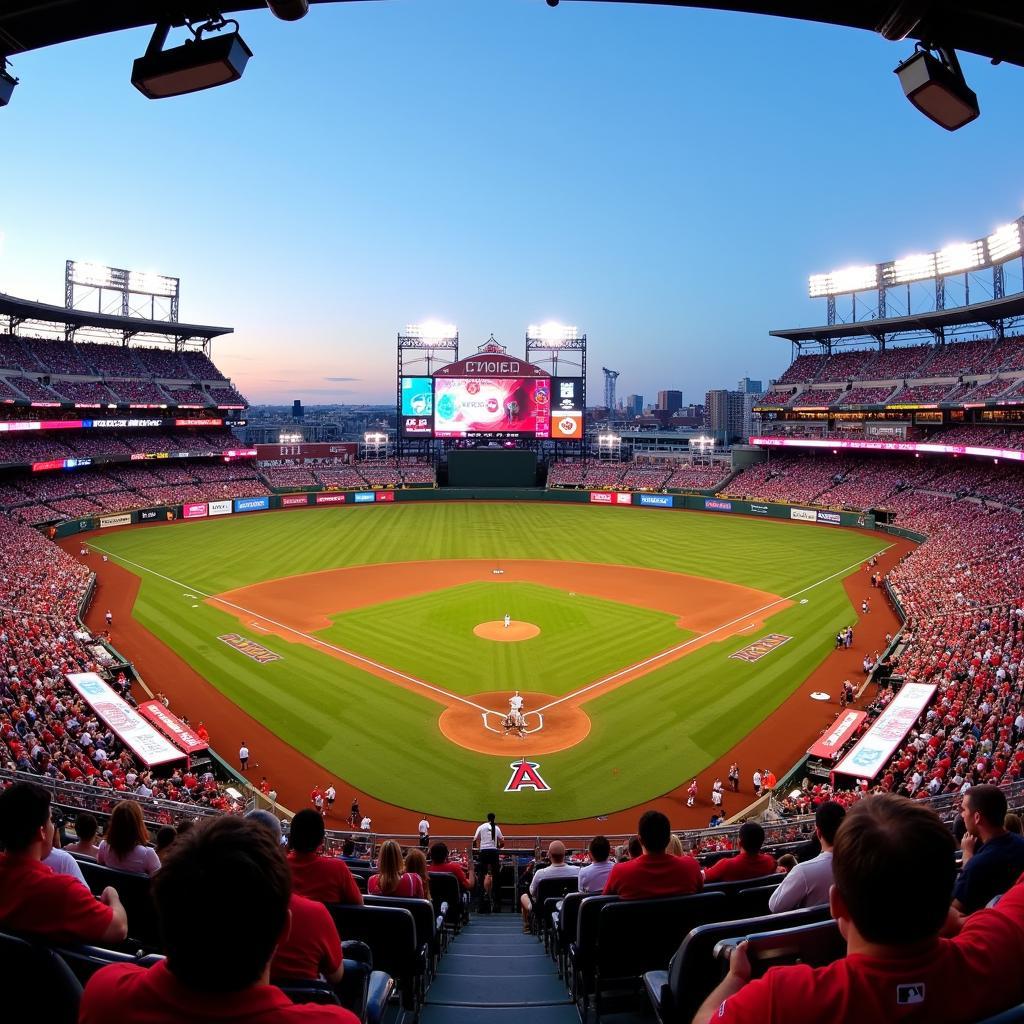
xmin=86 ymin=502 xmax=887 ymax=824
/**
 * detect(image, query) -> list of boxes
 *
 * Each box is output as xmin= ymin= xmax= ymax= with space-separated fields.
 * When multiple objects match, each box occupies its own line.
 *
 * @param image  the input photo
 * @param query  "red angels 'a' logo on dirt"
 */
xmin=504 ymin=759 xmax=551 ymax=793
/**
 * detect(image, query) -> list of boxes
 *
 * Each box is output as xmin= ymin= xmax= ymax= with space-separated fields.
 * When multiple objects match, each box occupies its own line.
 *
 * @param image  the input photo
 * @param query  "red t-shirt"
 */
xmin=368 ymin=872 xmax=423 ymax=898
xmin=710 ymin=880 xmax=1024 ymax=1023
xmin=271 ymin=894 xmax=343 ymax=983
xmin=288 ymin=853 xmax=363 ymax=905
xmin=604 ymin=853 xmax=703 ymax=900
xmin=704 ymin=852 xmax=778 ymax=884
xmin=429 ymin=863 xmax=471 ymax=890
xmin=0 ymin=853 xmax=114 ymax=943
xmin=79 ymin=960 xmax=358 ymax=1024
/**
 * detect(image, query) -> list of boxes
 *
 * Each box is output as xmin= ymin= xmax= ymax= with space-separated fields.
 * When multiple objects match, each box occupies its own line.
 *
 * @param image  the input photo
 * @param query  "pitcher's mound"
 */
xmin=474 ymin=621 xmax=540 ymax=641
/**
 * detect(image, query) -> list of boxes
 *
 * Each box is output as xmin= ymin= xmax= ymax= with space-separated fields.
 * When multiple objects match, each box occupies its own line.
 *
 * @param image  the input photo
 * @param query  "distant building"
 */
xmin=704 ymin=389 xmax=748 ymax=443
xmin=292 ymin=399 xmax=304 ymax=419
xmin=624 ymin=394 xmax=644 ymax=417
xmin=656 ymin=390 xmax=683 ymax=414
xmin=736 ymin=378 xmax=762 ymax=395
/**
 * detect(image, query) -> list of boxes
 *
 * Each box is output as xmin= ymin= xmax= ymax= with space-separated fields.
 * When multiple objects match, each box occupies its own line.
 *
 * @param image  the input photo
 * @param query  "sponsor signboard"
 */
xmin=790 ymin=508 xmax=817 ymax=522
xmin=816 ymin=511 xmax=842 ymax=525
xmin=283 ymin=494 xmax=312 ymax=506
xmin=354 ymin=492 xmax=376 ymax=503
xmin=750 ymin=503 xmax=769 ymax=515
xmin=704 ymin=499 xmax=732 ymax=512
xmin=834 ymin=683 xmax=937 ymax=779
xmin=590 ymin=492 xmax=613 ymax=504
xmin=183 ymin=503 xmax=208 ymax=519
xmin=208 ymin=499 xmax=232 ymax=516
xmin=639 ymin=493 xmax=673 ymax=508
xmin=138 ymin=508 xmax=162 ymax=522
xmin=218 ymin=633 xmax=281 ymax=664
xmin=314 ymin=493 xmax=347 ymax=505
xmin=730 ymin=633 xmax=792 ymax=663
xmin=66 ymin=672 xmax=183 ymax=766
xmin=807 ymin=710 xmax=867 ymax=760
xmin=234 ymin=496 xmax=271 ymax=513
xmin=99 ymin=513 xmax=132 ymax=529
xmin=375 ymin=490 xmax=396 ymax=502
xmin=137 ymin=701 xmax=209 ymax=754
xmin=614 ymin=492 xmax=632 ymax=505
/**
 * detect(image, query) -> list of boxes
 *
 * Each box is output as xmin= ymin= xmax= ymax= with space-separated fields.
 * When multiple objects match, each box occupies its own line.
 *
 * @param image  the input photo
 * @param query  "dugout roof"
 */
xmin=3 ymin=2 xmax=1023 ymax=69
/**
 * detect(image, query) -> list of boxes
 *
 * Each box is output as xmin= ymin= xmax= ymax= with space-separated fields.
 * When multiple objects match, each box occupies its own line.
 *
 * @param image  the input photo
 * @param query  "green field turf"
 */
xmin=319 ymin=582 xmax=691 ymax=697
xmin=91 ymin=503 xmax=887 ymax=823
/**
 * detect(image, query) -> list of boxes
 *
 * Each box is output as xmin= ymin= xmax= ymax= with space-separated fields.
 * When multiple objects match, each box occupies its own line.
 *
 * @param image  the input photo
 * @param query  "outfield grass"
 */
xmin=92 ymin=503 xmax=887 ymax=822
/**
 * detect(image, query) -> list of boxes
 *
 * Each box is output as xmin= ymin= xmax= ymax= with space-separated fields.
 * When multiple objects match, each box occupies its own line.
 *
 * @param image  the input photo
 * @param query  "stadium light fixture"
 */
xmin=0 ymin=60 xmax=17 ymax=108
xmin=71 ymin=261 xmax=115 ymax=288
xmin=364 ymin=432 xmax=388 ymax=444
xmin=890 ymin=252 xmax=936 ymax=284
xmin=894 ymin=46 xmax=979 ymax=132
xmin=527 ymin=322 xmax=579 ymax=344
xmin=127 ymin=270 xmax=178 ymax=296
xmin=807 ymin=265 xmax=877 ymax=298
xmin=278 ymin=431 xmax=302 ymax=444
xmin=988 ymin=222 xmax=1022 ymax=262
xmin=935 ymin=240 xmax=983 ymax=276
xmin=407 ymin=321 xmax=457 ymax=341
xmin=131 ymin=19 xmax=252 ymax=100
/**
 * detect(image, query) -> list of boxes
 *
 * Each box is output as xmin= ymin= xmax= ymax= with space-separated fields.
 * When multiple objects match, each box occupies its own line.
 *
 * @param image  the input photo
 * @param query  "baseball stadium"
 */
xmin=2 ymin=4 xmax=1024 ymax=1024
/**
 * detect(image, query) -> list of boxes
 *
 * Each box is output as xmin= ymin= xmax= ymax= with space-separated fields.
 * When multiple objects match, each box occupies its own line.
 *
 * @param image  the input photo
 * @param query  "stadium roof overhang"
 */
xmin=0 ymin=291 xmax=232 ymax=342
xmin=2 ymin=2 xmax=1023 ymax=69
xmin=769 ymin=293 xmax=1024 ymax=346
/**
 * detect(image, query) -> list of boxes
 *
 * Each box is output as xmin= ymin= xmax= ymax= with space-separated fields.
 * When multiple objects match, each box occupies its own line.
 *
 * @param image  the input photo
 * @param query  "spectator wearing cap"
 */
xmin=604 ymin=811 xmax=702 ymax=900
xmin=704 ymin=822 xmax=777 ymax=883
xmin=0 ymin=781 xmax=127 ymax=945
xmin=286 ymin=809 xmax=363 ymax=905
xmin=769 ymin=802 xmax=845 ymax=913
xmin=79 ymin=816 xmax=357 ymax=1024
xmin=954 ymin=784 xmax=1024 ymax=914
xmin=693 ymin=795 xmax=1024 ymax=1024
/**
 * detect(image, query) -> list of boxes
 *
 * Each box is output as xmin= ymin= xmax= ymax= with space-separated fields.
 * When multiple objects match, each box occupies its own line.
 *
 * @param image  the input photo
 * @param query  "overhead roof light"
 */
xmin=988 ymin=222 xmax=1022 ymax=262
xmin=936 ymin=240 xmax=983 ymax=276
xmin=132 ymin=19 xmax=252 ymax=100
xmin=808 ymin=265 xmax=877 ymax=297
xmin=0 ymin=61 xmax=17 ymax=108
xmin=891 ymin=252 xmax=935 ymax=284
xmin=894 ymin=47 xmax=979 ymax=132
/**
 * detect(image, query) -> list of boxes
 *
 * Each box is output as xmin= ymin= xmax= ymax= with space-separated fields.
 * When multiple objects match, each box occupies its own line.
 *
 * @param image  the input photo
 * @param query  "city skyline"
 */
xmin=2 ymin=2 xmax=1022 ymax=405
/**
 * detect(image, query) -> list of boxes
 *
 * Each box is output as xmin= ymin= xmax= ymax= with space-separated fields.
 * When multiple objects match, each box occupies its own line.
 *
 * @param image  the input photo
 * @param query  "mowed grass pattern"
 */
xmin=320 ymin=582 xmax=690 ymax=697
xmin=93 ymin=503 xmax=887 ymax=822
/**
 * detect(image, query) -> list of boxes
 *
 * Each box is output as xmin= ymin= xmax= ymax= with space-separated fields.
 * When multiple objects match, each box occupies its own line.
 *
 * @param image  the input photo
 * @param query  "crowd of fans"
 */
xmin=546 ymin=458 xmax=731 ymax=492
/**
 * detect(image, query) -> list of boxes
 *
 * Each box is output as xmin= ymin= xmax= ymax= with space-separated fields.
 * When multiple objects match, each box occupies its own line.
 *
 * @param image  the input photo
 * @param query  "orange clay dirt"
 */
xmin=67 ymin=529 xmax=914 ymax=836
xmin=473 ymin=620 xmax=541 ymax=641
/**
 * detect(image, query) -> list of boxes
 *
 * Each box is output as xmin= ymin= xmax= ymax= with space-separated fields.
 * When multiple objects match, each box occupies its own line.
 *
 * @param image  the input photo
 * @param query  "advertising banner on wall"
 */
xmin=283 ymin=494 xmax=312 ymax=506
xmin=639 ymin=494 xmax=674 ymax=508
xmin=234 ymin=496 xmax=270 ymax=513
xmin=314 ymin=493 xmax=347 ymax=505
xmin=67 ymin=672 xmax=183 ymax=767
xmin=375 ymin=490 xmax=395 ymax=502
xmin=183 ymin=503 xmax=208 ymax=519
xmin=790 ymin=508 xmax=817 ymax=522
xmin=834 ymin=683 xmax=936 ymax=779
xmin=99 ymin=513 xmax=132 ymax=528
xmin=208 ymin=500 xmax=232 ymax=516
xmin=750 ymin=504 xmax=769 ymax=515
xmin=704 ymin=499 xmax=732 ymax=512
xmin=816 ymin=511 xmax=842 ymax=525
xmin=807 ymin=710 xmax=867 ymax=760
xmin=137 ymin=701 xmax=209 ymax=755
xmin=354 ymin=492 xmax=376 ymax=503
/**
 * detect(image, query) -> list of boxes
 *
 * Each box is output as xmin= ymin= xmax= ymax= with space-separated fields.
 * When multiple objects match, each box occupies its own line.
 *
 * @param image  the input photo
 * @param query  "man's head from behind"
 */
xmin=547 ymin=840 xmax=566 ymax=864
xmin=287 ymin=808 xmax=325 ymax=854
xmin=815 ymin=801 xmax=847 ymax=848
xmin=589 ymin=835 xmax=611 ymax=864
xmin=637 ymin=810 xmax=671 ymax=854
xmin=831 ymin=794 xmax=955 ymax=946
xmin=962 ymin=784 xmax=1008 ymax=838
xmin=154 ymin=816 xmax=290 ymax=993
xmin=0 ymin=781 xmax=53 ymax=857
xmin=738 ymin=821 xmax=766 ymax=855
xmin=428 ymin=841 xmax=449 ymax=865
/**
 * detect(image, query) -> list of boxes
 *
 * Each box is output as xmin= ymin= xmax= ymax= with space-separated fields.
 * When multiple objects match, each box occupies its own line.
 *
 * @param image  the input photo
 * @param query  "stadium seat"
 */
xmin=730 ymin=880 xmax=784 ymax=919
xmin=77 ymin=860 xmax=160 ymax=950
xmin=364 ymin=894 xmax=441 ymax=976
xmin=55 ymin=942 xmax=163 ymax=985
xmin=0 ymin=930 xmax=83 ymax=1024
xmin=529 ymin=875 xmax=579 ymax=943
xmin=277 ymin=979 xmax=343 ymax=1005
xmin=336 ymin=939 xmax=396 ymax=1024
xmin=715 ymin=918 xmax=845 ymax=976
xmin=642 ymin=905 xmax=834 ymax=1024
xmin=551 ymin=889 xmax=587 ymax=979
xmin=978 ymin=1005 xmax=1024 ymax=1024
xmin=584 ymin=892 xmax=729 ymax=1020
xmin=426 ymin=870 xmax=464 ymax=936
xmin=567 ymin=893 xmax=619 ymax=1005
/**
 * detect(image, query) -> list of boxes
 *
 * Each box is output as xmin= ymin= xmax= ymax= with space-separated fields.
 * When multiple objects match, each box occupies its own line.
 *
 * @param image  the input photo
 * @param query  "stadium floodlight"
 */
xmin=935 ymin=240 xmax=984 ymax=276
xmin=364 ymin=432 xmax=388 ymax=444
xmin=988 ymin=222 xmax=1022 ymax=262
xmin=807 ymin=265 xmax=877 ymax=297
xmin=132 ymin=19 xmax=252 ymax=100
xmin=597 ymin=433 xmax=620 ymax=446
xmin=0 ymin=61 xmax=17 ymax=108
xmin=527 ymin=322 xmax=579 ymax=345
xmin=127 ymin=270 xmax=178 ymax=296
xmin=891 ymin=252 xmax=936 ymax=284
xmin=71 ymin=261 xmax=116 ymax=288
xmin=406 ymin=321 xmax=457 ymax=341
xmin=278 ymin=431 xmax=302 ymax=444
xmin=894 ymin=46 xmax=979 ymax=132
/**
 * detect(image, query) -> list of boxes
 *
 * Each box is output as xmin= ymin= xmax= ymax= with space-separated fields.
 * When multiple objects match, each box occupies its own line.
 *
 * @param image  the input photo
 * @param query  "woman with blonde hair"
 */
xmin=666 ymin=834 xmax=684 ymax=857
xmin=98 ymin=800 xmax=160 ymax=876
xmin=369 ymin=839 xmax=423 ymax=897
xmin=405 ymin=847 xmax=431 ymax=900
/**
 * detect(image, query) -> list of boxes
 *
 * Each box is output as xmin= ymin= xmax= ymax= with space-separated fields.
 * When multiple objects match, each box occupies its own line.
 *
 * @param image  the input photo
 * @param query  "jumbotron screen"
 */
xmin=433 ymin=377 xmax=551 ymax=438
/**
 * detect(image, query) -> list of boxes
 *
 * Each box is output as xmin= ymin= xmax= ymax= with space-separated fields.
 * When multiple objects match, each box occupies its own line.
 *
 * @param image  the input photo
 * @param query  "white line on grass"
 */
xmin=88 ymin=546 xmax=495 ymax=715
xmin=530 ymin=547 xmax=891 ymax=715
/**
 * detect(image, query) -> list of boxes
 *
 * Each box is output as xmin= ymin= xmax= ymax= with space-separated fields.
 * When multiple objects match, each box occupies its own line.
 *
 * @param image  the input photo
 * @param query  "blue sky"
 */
xmin=1 ymin=1 xmax=1022 ymax=405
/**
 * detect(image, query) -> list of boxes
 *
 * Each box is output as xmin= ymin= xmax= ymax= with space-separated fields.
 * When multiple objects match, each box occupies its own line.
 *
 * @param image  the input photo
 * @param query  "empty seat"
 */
xmin=0 ymin=930 xmax=83 ymax=1024
xmin=77 ymin=860 xmax=160 ymax=950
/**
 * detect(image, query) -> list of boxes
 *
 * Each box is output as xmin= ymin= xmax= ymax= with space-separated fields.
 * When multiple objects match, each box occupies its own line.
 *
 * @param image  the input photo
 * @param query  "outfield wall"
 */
xmin=52 ymin=488 xmax=875 ymax=538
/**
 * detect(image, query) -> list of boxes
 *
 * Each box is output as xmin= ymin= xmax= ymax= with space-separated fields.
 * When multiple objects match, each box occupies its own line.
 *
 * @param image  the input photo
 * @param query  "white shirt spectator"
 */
xmin=578 ymin=859 xmax=615 ymax=894
xmin=474 ymin=821 xmax=504 ymax=850
xmin=98 ymin=840 xmax=161 ymax=877
xmin=43 ymin=847 xmax=88 ymax=888
xmin=418 ymin=818 xmax=430 ymax=836
xmin=768 ymin=851 xmax=834 ymax=913
xmin=360 ymin=816 xmax=372 ymax=831
xmin=529 ymin=861 xmax=579 ymax=898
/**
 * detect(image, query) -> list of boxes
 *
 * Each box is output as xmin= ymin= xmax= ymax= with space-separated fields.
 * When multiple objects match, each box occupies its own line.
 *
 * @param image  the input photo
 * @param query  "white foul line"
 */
xmin=88 ymin=546 xmax=495 ymax=715
xmin=530 ymin=547 xmax=892 ymax=715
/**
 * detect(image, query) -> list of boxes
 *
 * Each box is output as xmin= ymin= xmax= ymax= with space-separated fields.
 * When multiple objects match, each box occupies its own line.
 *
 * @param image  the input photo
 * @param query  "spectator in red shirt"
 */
xmin=428 ymin=841 xmax=475 ymax=890
xmin=369 ymin=839 xmax=424 ymax=898
xmin=604 ymin=810 xmax=702 ymax=900
xmin=79 ymin=816 xmax=357 ymax=1024
xmin=286 ymin=810 xmax=363 ymax=905
xmin=703 ymin=822 xmax=777 ymax=884
xmin=694 ymin=795 xmax=1024 ymax=1024
xmin=0 ymin=781 xmax=127 ymax=945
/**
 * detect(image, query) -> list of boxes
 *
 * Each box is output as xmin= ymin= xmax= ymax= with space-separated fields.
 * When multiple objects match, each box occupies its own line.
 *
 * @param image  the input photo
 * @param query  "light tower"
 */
xmin=602 ymin=367 xmax=619 ymax=411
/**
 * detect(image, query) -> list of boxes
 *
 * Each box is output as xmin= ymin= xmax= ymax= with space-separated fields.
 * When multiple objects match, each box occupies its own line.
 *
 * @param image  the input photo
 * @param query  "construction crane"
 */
xmin=602 ymin=367 xmax=620 ymax=411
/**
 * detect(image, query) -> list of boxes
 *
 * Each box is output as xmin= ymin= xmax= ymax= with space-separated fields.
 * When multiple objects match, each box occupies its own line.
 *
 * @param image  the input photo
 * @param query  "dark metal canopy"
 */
xmin=2 ymin=2 xmax=1024 ymax=68
xmin=0 ymin=291 xmax=232 ymax=340
xmin=770 ymin=292 xmax=1024 ymax=344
